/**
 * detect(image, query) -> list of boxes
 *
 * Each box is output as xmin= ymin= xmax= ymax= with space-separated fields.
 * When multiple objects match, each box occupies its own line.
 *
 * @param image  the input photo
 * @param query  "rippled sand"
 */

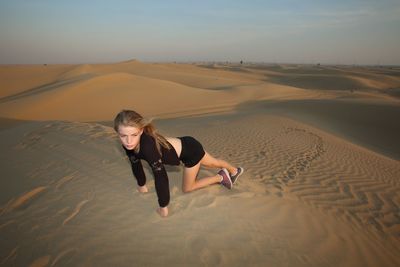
xmin=0 ymin=62 xmax=399 ymax=266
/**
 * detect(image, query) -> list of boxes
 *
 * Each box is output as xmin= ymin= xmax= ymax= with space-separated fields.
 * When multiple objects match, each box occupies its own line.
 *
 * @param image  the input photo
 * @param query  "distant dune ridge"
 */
xmin=0 ymin=61 xmax=400 ymax=266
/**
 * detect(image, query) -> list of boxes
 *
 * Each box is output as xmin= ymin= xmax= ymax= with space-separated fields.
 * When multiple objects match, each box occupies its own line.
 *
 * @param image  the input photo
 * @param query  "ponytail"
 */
xmin=142 ymin=122 xmax=171 ymax=154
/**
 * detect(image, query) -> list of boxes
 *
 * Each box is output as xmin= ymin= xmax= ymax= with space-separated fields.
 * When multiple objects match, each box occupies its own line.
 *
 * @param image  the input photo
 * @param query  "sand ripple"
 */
xmin=1 ymin=117 xmax=399 ymax=266
xmin=0 ymin=186 xmax=47 ymax=215
xmin=167 ymin=114 xmax=400 ymax=239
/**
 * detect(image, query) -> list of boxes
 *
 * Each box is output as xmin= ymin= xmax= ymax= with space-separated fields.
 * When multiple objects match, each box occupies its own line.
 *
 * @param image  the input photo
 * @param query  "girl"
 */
xmin=114 ymin=110 xmax=243 ymax=217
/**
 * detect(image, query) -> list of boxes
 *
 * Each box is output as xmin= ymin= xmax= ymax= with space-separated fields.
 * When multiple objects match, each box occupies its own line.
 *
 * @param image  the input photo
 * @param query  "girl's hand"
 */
xmin=138 ymin=185 xmax=148 ymax=193
xmin=157 ymin=206 xmax=169 ymax=217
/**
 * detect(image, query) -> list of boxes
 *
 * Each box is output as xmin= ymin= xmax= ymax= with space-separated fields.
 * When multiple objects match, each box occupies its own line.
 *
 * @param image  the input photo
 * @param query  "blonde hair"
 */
xmin=114 ymin=110 xmax=171 ymax=154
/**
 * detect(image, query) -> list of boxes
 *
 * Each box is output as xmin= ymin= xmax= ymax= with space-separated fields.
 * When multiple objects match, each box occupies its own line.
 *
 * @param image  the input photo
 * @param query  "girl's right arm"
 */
xmin=128 ymin=155 xmax=147 ymax=187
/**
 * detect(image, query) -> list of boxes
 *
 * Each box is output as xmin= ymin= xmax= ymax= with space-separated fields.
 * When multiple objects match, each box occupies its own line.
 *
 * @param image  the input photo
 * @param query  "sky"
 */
xmin=1 ymin=0 xmax=400 ymax=65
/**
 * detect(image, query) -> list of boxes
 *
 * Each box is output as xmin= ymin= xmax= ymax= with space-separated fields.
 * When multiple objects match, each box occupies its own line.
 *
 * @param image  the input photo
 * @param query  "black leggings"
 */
xmin=178 ymin=136 xmax=206 ymax=168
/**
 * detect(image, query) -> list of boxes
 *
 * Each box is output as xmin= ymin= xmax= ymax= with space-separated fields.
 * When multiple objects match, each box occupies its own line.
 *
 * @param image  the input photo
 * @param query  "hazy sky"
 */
xmin=1 ymin=0 xmax=399 ymax=65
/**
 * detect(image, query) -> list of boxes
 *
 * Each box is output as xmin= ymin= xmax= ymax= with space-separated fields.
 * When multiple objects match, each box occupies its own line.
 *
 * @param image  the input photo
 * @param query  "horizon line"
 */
xmin=1 ymin=59 xmax=399 ymax=67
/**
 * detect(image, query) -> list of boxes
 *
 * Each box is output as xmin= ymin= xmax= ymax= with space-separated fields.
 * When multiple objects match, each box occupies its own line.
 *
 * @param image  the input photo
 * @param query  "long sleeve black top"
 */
xmin=123 ymin=133 xmax=180 ymax=207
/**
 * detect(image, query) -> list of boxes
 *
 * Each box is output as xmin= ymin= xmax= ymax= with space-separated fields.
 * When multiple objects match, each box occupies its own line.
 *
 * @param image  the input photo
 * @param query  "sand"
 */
xmin=0 ymin=61 xmax=399 ymax=266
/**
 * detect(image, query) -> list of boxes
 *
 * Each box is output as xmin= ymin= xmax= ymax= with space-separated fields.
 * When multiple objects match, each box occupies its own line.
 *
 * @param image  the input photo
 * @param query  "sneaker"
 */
xmin=218 ymin=168 xmax=232 ymax=189
xmin=230 ymin=167 xmax=244 ymax=184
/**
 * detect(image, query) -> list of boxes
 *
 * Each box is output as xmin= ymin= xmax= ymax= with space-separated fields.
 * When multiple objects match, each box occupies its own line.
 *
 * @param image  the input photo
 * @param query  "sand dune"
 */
xmin=0 ymin=72 xmax=241 ymax=121
xmin=245 ymin=64 xmax=400 ymax=94
xmin=2 ymin=61 xmax=398 ymax=122
xmin=0 ymin=65 xmax=73 ymax=98
xmin=58 ymin=64 xmax=95 ymax=80
xmin=0 ymin=62 xmax=316 ymax=121
xmin=0 ymin=61 xmax=400 ymax=266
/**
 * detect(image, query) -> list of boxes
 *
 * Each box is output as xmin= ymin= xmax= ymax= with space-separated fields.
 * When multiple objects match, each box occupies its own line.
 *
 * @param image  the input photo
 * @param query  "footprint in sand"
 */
xmin=248 ymin=127 xmax=325 ymax=195
xmin=280 ymin=128 xmax=325 ymax=184
xmin=188 ymin=195 xmax=217 ymax=209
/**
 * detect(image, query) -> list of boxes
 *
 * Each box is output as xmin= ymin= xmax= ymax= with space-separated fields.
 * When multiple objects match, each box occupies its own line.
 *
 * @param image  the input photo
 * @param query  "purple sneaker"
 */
xmin=218 ymin=168 xmax=232 ymax=189
xmin=230 ymin=167 xmax=244 ymax=184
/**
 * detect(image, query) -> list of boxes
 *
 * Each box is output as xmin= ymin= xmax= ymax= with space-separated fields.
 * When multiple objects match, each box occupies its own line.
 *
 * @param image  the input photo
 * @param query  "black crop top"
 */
xmin=123 ymin=132 xmax=180 ymax=207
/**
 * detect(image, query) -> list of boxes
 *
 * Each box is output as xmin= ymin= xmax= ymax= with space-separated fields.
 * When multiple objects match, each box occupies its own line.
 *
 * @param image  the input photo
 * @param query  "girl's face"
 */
xmin=117 ymin=125 xmax=143 ymax=150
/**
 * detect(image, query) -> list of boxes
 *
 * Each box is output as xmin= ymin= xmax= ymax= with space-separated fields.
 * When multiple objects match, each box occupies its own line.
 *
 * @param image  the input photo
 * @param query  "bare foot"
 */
xmin=157 ymin=206 xmax=169 ymax=217
xmin=138 ymin=185 xmax=148 ymax=193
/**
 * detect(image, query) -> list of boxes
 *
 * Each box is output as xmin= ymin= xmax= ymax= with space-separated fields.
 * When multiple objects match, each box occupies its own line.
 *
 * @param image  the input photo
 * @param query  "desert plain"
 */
xmin=0 ymin=60 xmax=400 ymax=266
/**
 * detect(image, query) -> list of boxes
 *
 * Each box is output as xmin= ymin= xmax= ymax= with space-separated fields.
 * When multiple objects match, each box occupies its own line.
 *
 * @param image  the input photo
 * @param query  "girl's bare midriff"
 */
xmin=166 ymin=137 xmax=182 ymax=158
